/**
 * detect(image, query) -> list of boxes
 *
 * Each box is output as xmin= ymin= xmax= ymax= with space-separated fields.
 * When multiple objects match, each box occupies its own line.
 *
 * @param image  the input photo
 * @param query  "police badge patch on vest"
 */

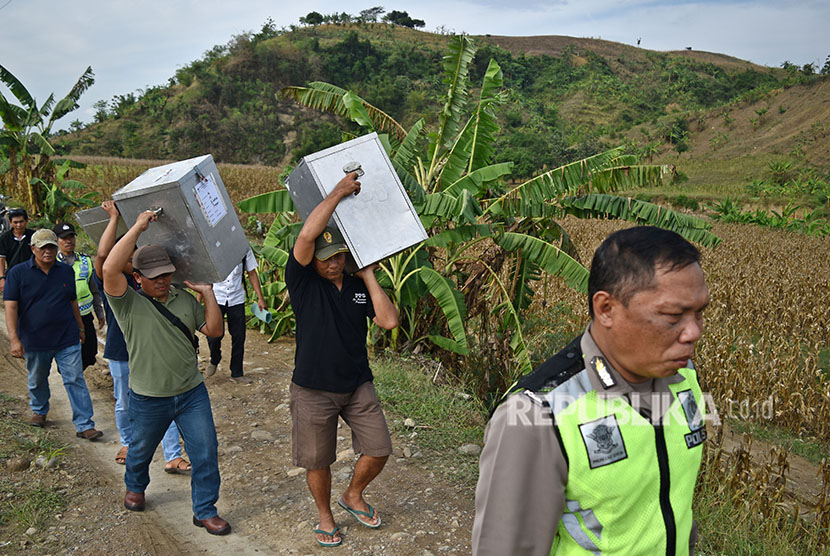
xmin=579 ymin=415 xmax=628 ymax=468
xmin=677 ymin=389 xmax=706 ymax=448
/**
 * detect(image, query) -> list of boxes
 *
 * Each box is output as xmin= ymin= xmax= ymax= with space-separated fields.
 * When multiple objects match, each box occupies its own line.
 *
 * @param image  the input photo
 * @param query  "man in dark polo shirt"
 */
xmin=0 ymin=208 xmax=35 ymax=294
xmin=3 ymin=229 xmax=102 ymax=439
xmin=286 ymin=171 xmax=399 ymax=548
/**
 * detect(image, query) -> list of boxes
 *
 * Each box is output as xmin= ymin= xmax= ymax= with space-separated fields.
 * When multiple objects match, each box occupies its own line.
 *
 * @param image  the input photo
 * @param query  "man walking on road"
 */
xmin=3 ymin=228 xmax=102 ymax=439
xmin=93 ymin=201 xmax=190 ymax=473
xmin=54 ymin=222 xmax=105 ymax=370
xmin=103 ymin=210 xmax=230 ymax=535
xmin=286 ymin=172 xmax=399 ymax=547
xmin=205 ymin=246 xmax=267 ymax=383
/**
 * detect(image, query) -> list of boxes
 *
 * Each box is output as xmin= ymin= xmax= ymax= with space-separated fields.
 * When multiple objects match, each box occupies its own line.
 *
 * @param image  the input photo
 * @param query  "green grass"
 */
xmin=695 ymin=482 xmax=830 ymax=555
xmin=728 ymin=419 xmax=830 ymax=465
xmin=640 ymin=154 xmax=782 ymax=199
xmin=372 ymin=354 xmax=488 ymax=485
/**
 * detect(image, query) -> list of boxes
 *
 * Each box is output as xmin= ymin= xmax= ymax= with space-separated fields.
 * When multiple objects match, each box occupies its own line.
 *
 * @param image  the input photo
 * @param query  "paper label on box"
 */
xmin=193 ymin=173 xmax=227 ymax=227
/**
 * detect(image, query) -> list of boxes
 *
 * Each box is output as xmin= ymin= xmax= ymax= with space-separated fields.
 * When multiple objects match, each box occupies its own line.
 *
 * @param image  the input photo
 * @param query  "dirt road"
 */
xmin=0 ymin=313 xmax=475 ymax=555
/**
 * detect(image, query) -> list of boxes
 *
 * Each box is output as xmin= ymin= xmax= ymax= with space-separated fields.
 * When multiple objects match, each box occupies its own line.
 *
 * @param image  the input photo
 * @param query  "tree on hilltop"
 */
xmin=383 ymin=10 xmax=425 ymax=28
xmin=300 ymin=11 xmax=324 ymax=26
xmin=359 ymin=6 xmax=385 ymax=23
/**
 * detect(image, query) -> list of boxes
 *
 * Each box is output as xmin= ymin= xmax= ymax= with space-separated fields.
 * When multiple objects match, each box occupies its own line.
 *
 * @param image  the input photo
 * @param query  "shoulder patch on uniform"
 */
xmin=579 ymin=415 xmax=628 ymax=468
xmin=591 ymin=356 xmax=617 ymax=389
xmin=677 ymin=389 xmax=706 ymax=448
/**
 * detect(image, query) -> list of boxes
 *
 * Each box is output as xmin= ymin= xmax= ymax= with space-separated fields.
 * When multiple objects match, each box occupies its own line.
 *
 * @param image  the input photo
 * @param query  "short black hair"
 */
xmin=8 ymin=208 xmax=27 ymax=220
xmin=588 ymin=226 xmax=700 ymax=318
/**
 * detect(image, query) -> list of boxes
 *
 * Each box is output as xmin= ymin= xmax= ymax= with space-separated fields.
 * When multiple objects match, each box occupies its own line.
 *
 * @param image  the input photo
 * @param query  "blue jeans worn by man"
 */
xmin=125 ymin=382 xmax=219 ymax=518
xmin=26 ymin=343 xmax=96 ymax=432
xmin=109 ymin=360 xmax=185 ymax=465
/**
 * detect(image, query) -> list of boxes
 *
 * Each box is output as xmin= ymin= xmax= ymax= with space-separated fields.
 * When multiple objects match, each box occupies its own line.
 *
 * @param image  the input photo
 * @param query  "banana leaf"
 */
xmin=486 ymin=148 xmax=624 ymax=217
xmin=419 ymin=267 xmax=469 ymax=355
xmin=238 ymin=190 xmax=295 ymax=214
xmin=560 ymin=195 xmax=722 ymax=247
xmin=496 ymin=232 xmax=590 ymax=293
xmin=421 ymin=189 xmax=481 ymax=224
xmin=429 ymin=34 xmax=475 ymax=164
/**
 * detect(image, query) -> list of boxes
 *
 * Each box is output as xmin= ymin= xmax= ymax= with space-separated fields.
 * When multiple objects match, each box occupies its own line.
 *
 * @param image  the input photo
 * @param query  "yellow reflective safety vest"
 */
xmin=63 ymin=253 xmax=94 ymax=316
xmin=539 ymin=366 xmax=705 ymax=556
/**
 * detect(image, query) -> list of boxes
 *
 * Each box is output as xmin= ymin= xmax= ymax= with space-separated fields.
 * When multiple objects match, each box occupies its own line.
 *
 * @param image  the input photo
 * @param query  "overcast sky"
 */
xmin=1 ymin=0 xmax=827 ymax=128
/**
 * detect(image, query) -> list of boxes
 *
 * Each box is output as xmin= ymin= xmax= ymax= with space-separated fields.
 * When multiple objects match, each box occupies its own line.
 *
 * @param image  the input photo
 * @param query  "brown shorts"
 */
xmin=290 ymin=381 xmax=393 ymax=469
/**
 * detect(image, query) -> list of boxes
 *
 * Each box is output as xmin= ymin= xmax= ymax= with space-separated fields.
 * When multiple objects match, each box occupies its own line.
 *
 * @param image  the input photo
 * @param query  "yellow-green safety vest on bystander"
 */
xmin=71 ymin=254 xmax=94 ymax=316
xmin=544 ymin=367 xmax=705 ymax=556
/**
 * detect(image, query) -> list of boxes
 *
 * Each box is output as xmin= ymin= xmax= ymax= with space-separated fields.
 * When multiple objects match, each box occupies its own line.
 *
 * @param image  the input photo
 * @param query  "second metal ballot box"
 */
xmin=285 ymin=132 xmax=428 ymax=269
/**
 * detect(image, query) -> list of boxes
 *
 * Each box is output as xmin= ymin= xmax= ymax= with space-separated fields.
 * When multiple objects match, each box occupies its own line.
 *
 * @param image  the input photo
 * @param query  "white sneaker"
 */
xmin=205 ymin=363 xmax=217 ymax=377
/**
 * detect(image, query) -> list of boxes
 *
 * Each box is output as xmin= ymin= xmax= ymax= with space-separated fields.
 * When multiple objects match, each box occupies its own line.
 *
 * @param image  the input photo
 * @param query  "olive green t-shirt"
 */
xmin=106 ymin=286 xmax=205 ymax=397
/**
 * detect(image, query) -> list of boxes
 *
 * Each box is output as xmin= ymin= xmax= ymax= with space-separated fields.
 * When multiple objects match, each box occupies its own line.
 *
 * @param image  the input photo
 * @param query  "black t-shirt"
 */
xmin=0 ymin=229 xmax=34 ymax=270
xmin=285 ymin=250 xmax=375 ymax=393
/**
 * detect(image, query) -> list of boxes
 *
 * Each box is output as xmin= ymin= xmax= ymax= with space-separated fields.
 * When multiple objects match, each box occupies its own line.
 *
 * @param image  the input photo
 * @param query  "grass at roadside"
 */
xmin=728 ymin=419 xmax=830 ymax=465
xmin=0 ymin=393 xmax=69 ymax=533
xmin=372 ymin=354 xmax=488 ymax=486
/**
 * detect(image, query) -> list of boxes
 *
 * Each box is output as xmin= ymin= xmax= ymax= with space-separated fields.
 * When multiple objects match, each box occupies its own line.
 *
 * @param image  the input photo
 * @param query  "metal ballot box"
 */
xmin=285 ymin=132 xmax=427 ymax=268
xmin=111 ymin=155 xmax=249 ymax=283
xmin=74 ymin=206 xmax=128 ymax=247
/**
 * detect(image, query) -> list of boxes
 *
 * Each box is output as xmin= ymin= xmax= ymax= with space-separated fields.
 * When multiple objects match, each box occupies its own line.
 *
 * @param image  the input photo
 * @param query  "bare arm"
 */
xmin=294 ymin=172 xmax=361 ymax=266
xmin=186 ymin=281 xmax=223 ymax=338
xmin=246 ymin=269 xmax=267 ymax=311
xmin=4 ymin=300 xmax=23 ymax=358
xmin=94 ymin=200 xmax=121 ymax=280
xmin=103 ymin=211 xmax=156 ymax=297
xmin=354 ymin=264 xmax=398 ymax=330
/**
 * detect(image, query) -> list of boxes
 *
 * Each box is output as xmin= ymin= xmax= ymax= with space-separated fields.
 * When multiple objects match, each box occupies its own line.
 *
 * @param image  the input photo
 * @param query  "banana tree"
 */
xmin=246 ymin=35 xmax=720 ymax=398
xmin=0 ymin=64 xmax=94 ymax=215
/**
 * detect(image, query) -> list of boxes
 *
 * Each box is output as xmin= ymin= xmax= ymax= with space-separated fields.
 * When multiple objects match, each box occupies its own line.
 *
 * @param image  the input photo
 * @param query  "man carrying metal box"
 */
xmin=286 ymin=172 xmax=399 ymax=547
xmin=102 ymin=210 xmax=230 ymax=536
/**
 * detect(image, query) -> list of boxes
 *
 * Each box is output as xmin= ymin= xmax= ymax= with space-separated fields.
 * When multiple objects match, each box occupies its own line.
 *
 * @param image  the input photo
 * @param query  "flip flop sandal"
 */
xmin=164 ymin=457 xmax=192 ymax=474
xmin=337 ymin=496 xmax=381 ymax=528
xmin=314 ymin=525 xmax=342 ymax=547
xmin=115 ymin=446 xmax=128 ymax=465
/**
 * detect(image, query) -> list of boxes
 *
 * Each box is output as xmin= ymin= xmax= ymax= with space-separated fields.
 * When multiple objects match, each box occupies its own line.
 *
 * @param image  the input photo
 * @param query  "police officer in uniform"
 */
xmin=54 ymin=223 xmax=105 ymax=369
xmin=473 ymin=226 xmax=710 ymax=556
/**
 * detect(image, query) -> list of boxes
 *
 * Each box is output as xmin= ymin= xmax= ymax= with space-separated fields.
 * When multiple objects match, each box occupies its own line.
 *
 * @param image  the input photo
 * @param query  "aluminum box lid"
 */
xmin=74 ymin=206 xmax=128 ymax=247
xmin=111 ymin=155 xmax=249 ymax=283
xmin=285 ymin=133 xmax=427 ymax=268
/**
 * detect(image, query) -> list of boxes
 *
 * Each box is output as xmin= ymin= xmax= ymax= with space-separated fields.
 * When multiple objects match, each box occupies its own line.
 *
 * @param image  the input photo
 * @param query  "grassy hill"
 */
xmin=53 ymin=22 xmax=829 ymax=202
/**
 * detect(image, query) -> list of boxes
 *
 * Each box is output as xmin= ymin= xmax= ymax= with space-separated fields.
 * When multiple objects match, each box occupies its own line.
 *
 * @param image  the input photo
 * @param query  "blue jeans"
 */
xmin=125 ymin=382 xmax=220 ymax=519
xmin=26 ymin=343 xmax=95 ymax=432
xmin=109 ymin=359 xmax=182 ymax=460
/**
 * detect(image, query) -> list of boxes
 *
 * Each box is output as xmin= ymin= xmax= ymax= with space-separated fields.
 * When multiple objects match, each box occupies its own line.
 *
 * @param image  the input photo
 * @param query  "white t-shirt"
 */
xmin=212 ymin=247 xmax=257 ymax=306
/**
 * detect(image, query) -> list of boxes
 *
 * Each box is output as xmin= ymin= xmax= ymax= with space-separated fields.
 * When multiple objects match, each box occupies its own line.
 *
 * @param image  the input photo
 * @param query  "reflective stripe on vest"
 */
xmin=73 ymin=255 xmax=94 ymax=315
xmin=544 ymin=367 xmax=705 ymax=556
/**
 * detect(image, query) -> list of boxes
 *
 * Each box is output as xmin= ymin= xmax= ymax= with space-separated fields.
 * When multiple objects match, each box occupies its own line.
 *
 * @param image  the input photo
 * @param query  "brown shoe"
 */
xmin=229 ymin=375 xmax=252 ymax=384
xmin=193 ymin=515 xmax=231 ymax=535
xmin=76 ymin=428 xmax=103 ymax=441
xmin=124 ymin=490 xmax=145 ymax=511
xmin=29 ymin=413 xmax=46 ymax=428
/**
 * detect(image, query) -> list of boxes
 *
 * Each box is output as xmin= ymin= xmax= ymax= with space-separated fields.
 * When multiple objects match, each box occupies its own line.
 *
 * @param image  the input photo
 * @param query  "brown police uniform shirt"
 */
xmin=472 ymin=325 xmax=695 ymax=556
